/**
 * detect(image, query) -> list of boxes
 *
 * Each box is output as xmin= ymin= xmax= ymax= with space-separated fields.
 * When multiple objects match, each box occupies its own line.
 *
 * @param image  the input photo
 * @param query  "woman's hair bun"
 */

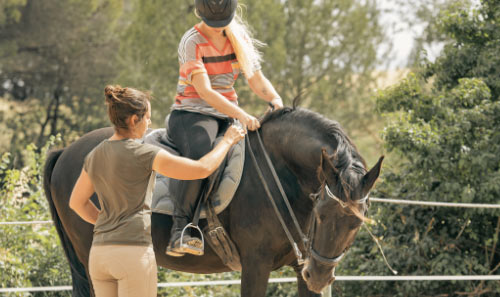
xmin=104 ymin=85 xmax=115 ymax=96
xmin=104 ymin=85 xmax=125 ymax=103
xmin=103 ymin=84 xmax=150 ymax=131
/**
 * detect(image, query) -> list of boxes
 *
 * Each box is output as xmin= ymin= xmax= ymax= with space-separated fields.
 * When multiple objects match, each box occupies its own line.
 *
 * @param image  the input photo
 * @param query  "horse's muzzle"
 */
xmin=302 ymin=265 xmax=336 ymax=293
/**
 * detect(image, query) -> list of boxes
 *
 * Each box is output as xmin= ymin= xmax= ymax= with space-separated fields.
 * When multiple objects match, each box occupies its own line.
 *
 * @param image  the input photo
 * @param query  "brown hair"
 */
xmin=104 ymin=85 xmax=150 ymax=132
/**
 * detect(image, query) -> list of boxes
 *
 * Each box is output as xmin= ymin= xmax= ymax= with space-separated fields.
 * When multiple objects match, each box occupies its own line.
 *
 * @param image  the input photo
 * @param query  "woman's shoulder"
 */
xmin=179 ymin=26 xmax=206 ymax=47
xmin=122 ymin=139 xmax=160 ymax=157
xmin=86 ymin=140 xmax=107 ymax=159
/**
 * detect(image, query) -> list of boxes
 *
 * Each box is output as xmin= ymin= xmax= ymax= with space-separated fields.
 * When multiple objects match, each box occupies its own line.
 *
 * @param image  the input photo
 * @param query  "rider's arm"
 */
xmin=152 ymin=125 xmax=245 ymax=180
xmin=192 ymin=73 xmax=246 ymax=119
xmin=247 ymin=70 xmax=283 ymax=110
xmin=192 ymin=73 xmax=260 ymax=131
xmin=69 ymin=169 xmax=99 ymax=225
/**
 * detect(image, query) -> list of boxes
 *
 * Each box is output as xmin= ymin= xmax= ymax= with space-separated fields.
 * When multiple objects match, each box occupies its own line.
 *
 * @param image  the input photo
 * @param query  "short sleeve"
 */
xmin=134 ymin=143 xmax=161 ymax=172
xmin=83 ymin=150 xmax=93 ymax=173
xmin=178 ymin=37 xmax=206 ymax=83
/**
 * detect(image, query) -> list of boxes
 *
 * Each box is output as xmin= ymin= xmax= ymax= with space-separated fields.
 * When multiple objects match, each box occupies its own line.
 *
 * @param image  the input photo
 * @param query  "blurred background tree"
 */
xmin=0 ymin=0 xmax=122 ymax=167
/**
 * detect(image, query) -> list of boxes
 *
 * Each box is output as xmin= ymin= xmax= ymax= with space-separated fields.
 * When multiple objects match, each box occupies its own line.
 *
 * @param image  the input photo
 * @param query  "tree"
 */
xmin=0 ymin=0 xmax=123 ymax=166
xmin=337 ymin=0 xmax=500 ymax=295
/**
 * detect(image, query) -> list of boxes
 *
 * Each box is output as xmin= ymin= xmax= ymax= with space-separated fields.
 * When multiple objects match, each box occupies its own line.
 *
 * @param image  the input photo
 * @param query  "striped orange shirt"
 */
xmin=175 ymin=25 xmax=240 ymax=103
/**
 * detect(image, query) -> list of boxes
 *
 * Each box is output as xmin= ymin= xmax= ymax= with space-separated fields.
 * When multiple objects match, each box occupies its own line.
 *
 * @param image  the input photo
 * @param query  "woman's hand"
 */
xmin=153 ymin=125 xmax=246 ymax=180
xmin=238 ymin=113 xmax=261 ymax=131
xmin=223 ymin=125 xmax=246 ymax=145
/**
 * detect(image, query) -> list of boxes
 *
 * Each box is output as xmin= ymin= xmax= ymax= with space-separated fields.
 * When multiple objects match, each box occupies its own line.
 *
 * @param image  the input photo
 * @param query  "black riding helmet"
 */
xmin=195 ymin=0 xmax=237 ymax=28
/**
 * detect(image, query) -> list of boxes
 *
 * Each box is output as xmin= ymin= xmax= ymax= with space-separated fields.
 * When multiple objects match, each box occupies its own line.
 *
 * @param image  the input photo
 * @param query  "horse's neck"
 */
xmin=260 ymin=122 xmax=327 ymax=190
xmin=257 ymin=123 xmax=323 ymax=213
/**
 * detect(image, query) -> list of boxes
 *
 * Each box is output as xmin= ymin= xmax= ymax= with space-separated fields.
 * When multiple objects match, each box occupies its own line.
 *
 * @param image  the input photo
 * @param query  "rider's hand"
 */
xmin=223 ymin=125 xmax=246 ymax=145
xmin=266 ymin=97 xmax=284 ymax=113
xmin=239 ymin=113 xmax=261 ymax=131
xmin=270 ymin=97 xmax=284 ymax=110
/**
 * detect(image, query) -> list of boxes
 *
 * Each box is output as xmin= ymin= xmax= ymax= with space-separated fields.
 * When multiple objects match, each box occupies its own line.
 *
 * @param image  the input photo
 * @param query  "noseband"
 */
xmin=246 ymin=130 xmax=368 ymax=267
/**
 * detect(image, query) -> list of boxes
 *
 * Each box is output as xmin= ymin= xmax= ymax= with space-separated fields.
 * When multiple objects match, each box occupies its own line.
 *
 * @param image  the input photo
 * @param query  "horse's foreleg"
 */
xmin=240 ymin=257 xmax=272 ymax=297
xmin=292 ymin=264 xmax=322 ymax=297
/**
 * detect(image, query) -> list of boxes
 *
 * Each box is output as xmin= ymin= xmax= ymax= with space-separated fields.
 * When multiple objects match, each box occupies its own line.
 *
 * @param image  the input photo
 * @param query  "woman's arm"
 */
xmin=152 ymin=125 xmax=245 ymax=180
xmin=192 ymin=73 xmax=260 ymax=131
xmin=69 ymin=169 xmax=99 ymax=224
xmin=247 ymin=70 xmax=283 ymax=110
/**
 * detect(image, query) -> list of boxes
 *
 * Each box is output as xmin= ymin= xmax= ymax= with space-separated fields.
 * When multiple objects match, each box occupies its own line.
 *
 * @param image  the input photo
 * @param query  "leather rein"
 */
xmin=245 ymin=129 xmax=368 ymax=267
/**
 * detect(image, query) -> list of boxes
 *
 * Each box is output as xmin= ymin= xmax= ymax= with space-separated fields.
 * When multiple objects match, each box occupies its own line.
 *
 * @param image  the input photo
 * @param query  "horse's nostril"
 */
xmin=303 ymin=269 xmax=311 ymax=281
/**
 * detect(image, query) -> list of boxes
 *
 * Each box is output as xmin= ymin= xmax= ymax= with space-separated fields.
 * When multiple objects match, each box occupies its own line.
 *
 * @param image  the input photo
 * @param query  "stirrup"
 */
xmin=180 ymin=223 xmax=205 ymax=256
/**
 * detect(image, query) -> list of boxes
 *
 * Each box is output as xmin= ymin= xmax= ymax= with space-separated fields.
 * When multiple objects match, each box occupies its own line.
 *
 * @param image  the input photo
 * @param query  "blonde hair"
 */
xmin=197 ymin=5 xmax=265 ymax=78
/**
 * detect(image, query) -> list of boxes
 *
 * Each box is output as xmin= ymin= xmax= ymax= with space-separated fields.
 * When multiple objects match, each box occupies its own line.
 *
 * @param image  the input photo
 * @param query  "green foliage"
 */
xmin=0 ymin=135 xmax=73 ymax=296
xmin=0 ymin=0 xmax=27 ymax=25
xmin=336 ymin=0 xmax=500 ymax=295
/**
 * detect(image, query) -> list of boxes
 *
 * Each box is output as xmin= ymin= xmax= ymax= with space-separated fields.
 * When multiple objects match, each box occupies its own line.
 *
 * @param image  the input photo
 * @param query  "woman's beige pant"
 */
xmin=89 ymin=245 xmax=157 ymax=297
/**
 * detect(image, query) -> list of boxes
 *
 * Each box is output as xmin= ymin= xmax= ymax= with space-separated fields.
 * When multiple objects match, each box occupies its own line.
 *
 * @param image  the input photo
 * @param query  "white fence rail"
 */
xmin=370 ymin=197 xmax=500 ymax=208
xmin=2 ymin=275 xmax=500 ymax=293
xmin=1 ymin=198 xmax=499 ymax=226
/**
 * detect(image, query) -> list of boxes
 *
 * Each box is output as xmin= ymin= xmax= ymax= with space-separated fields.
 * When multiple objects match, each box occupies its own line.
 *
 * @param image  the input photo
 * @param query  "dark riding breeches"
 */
xmin=167 ymin=110 xmax=230 ymax=226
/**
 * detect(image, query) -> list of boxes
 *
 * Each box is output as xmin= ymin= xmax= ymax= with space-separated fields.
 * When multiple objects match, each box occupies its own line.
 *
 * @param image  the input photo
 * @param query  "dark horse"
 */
xmin=44 ymin=105 xmax=383 ymax=297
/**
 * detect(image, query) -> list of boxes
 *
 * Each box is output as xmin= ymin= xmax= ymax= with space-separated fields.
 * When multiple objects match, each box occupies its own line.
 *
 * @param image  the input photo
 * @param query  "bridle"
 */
xmin=306 ymin=183 xmax=369 ymax=267
xmin=246 ymin=130 xmax=368 ymax=267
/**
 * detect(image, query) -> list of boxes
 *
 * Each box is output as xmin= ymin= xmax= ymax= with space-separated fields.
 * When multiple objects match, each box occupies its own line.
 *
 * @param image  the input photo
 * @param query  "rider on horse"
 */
xmin=166 ymin=0 xmax=284 ymax=257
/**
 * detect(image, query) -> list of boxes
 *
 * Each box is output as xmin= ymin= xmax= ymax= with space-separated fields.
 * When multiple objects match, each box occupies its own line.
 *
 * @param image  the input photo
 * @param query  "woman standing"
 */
xmin=69 ymin=85 xmax=245 ymax=297
xmin=167 ymin=0 xmax=283 ymax=257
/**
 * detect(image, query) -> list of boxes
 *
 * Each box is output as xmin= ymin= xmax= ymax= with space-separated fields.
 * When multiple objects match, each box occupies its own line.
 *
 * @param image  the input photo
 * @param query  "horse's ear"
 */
xmin=362 ymin=155 xmax=384 ymax=196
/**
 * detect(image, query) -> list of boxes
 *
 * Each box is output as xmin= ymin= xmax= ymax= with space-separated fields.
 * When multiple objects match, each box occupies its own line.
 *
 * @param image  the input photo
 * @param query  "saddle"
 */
xmin=143 ymin=120 xmax=243 ymax=271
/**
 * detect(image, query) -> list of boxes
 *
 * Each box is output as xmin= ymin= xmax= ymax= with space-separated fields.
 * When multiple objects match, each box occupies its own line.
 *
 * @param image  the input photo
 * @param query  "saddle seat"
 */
xmin=144 ymin=125 xmax=245 ymax=219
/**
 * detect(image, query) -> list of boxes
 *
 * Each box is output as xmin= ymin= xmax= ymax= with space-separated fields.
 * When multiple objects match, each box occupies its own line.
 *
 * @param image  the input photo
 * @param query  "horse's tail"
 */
xmin=43 ymin=149 xmax=91 ymax=297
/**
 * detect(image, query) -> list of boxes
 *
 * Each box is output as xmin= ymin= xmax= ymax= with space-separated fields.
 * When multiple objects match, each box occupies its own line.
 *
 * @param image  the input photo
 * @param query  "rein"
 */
xmin=246 ymin=131 xmax=308 ymax=265
xmin=246 ymin=129 xmax=358 ymax=267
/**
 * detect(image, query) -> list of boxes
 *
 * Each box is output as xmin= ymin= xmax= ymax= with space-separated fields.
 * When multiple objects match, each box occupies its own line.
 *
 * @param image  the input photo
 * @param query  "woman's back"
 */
xmin=84 ymin=139 xmax=160 ymax=246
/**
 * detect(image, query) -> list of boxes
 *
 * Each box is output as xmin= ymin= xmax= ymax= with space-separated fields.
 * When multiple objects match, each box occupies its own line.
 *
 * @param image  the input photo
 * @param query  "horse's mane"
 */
xmin=260 ymin=101 xmax=367 ymax=202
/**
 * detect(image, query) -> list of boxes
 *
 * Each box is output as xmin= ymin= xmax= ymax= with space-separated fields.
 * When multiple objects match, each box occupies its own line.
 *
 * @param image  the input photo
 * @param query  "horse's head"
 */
xmin=301 ymin=148 xmax=384 ymax=293
xmin=260 ymin=107 xmax=383 ymax=293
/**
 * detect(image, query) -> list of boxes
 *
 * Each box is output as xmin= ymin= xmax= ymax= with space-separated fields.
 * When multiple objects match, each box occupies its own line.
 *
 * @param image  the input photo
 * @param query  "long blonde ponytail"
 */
xmin=224 ymin=7 xmax=265 ymax=79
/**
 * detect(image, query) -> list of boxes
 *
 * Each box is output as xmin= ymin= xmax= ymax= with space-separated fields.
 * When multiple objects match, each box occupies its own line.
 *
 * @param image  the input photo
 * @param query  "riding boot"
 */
xmin=166 ymin=179 xmax=204 ymax=257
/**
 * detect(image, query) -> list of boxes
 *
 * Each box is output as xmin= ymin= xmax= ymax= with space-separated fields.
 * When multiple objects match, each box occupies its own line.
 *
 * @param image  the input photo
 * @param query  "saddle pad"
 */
xmin=150 ymin=132 xmax=245 ymax=218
